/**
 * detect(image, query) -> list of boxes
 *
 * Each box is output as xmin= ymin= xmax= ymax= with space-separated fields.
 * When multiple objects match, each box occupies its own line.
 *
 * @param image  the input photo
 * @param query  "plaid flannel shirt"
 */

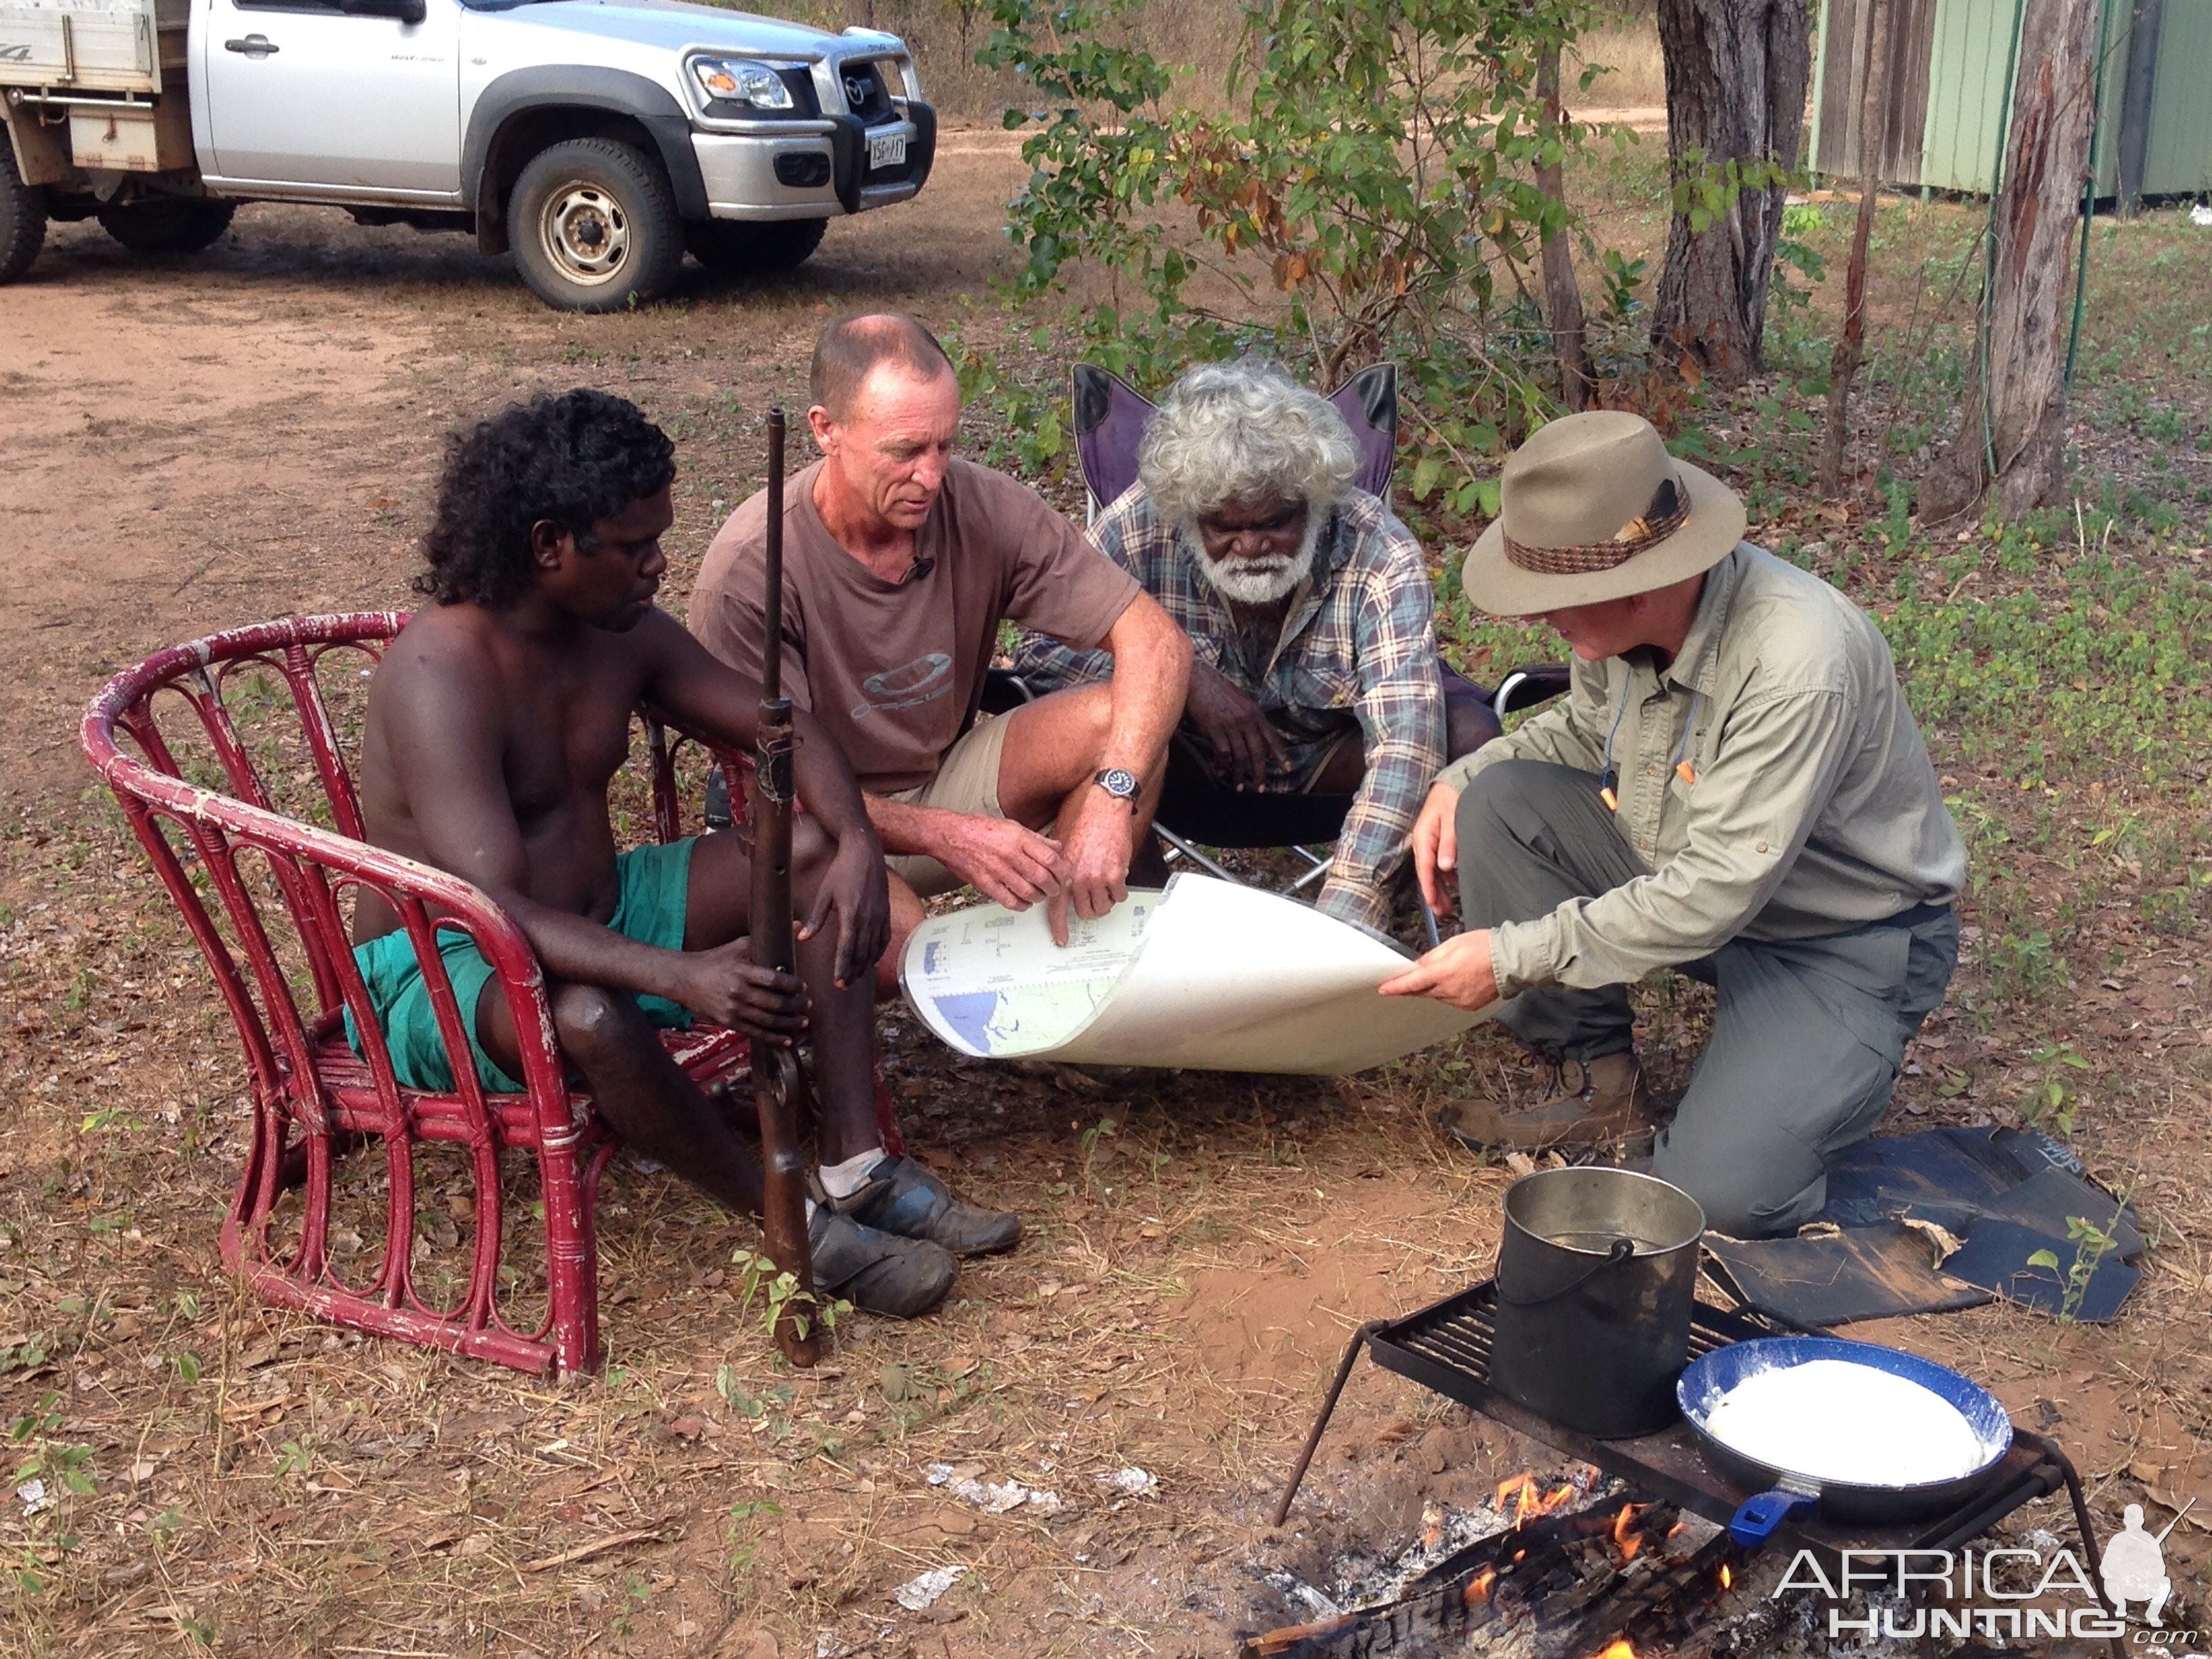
xmin=1012 ymin=485 xmax=1443 ymax=933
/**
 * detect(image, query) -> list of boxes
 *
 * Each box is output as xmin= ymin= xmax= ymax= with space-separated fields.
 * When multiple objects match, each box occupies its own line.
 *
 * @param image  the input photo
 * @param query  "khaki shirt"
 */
xmin=1437 ymin=544 xmax=1965 ymax=999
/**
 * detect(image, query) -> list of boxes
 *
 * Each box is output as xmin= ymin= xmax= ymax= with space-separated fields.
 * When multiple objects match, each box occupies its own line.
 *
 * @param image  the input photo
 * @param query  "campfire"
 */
xmin=1242 ymin=1466 xmax=1769 ymax=1659
xmin=1260 ymin=1277 xmax=2123 ymax=1659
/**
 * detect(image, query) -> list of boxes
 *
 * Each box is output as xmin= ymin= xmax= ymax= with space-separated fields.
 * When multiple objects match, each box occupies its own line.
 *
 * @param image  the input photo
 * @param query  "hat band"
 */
xmin=1502 ymin=476 xmax=1692 ymax=576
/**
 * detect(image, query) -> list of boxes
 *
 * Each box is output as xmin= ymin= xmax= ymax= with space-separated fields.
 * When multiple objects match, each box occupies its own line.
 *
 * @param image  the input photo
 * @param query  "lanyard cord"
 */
xmin=1600 ymin=676 xmax=1632 ymax=791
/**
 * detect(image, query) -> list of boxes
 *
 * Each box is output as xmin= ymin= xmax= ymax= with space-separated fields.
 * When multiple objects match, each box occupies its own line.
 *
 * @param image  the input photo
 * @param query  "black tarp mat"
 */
xmin=1702 ymin=1221 xmax=1993 ymax=1327
xmin=1697 ymin=1126 xmax=2141 ymax=1328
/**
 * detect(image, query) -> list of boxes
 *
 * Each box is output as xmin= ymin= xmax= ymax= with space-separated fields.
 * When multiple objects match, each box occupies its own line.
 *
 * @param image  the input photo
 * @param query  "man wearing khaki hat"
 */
xmin=1379 ymin=411 xmax=1965 ymax=1237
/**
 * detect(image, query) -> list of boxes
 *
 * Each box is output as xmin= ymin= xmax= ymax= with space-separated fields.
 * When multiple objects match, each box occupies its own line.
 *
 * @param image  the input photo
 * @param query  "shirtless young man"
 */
xmin=348 ymin=390 xmax=1014 ymax=1319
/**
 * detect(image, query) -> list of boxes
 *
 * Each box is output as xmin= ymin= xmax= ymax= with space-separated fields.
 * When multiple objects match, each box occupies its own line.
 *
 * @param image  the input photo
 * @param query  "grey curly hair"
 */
xmin=1136 ymin=359 xmax=1359 ymax=527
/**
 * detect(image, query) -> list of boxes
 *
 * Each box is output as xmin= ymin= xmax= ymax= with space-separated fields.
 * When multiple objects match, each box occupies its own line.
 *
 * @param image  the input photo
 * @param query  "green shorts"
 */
xmin=343 ymin=838 xmax=698 ymax=1094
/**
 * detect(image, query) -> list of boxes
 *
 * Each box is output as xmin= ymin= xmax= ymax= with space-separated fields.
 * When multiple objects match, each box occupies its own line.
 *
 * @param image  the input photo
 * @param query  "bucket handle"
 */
xmin=1496 ymin=1236 xmax=1637 ymax=1307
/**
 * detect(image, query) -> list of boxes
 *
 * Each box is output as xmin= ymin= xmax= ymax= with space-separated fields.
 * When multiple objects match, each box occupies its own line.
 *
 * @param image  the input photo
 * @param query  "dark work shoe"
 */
xmin=807 ymin=1208 xmax=957 ymax=1319
xmin=834 ymin=1154 xmax=1023 ymax=1257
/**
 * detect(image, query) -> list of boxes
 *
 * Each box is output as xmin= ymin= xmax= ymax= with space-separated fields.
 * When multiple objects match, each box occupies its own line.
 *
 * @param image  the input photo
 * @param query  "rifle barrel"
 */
xmin=2156 ymin=1496 xmax=2196 ymax=1542
xmin=750 ymin=403 xmax=817 ymax=1366
xmin=762 ymin=409 xmax=785 ymax=704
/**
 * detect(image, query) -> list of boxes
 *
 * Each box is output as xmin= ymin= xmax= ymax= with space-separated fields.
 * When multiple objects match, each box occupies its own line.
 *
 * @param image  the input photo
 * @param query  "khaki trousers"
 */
xmin=1456 ymin=760 xmax=1958 ymax=1237
xmin=883 ymin=712 xmax=1015 ymax=897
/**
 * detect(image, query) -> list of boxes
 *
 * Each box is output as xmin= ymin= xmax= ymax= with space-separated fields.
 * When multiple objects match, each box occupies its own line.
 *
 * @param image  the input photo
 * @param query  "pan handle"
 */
xmin=1496 ymin=1237 xmax=1636 ymax=1307
xmin=1728 ymin=1477 xmax=1821 ymax=1547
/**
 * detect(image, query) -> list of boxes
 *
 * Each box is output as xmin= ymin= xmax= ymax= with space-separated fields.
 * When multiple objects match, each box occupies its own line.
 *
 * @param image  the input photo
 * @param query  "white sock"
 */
xmin=817 ymin=1146 xmax=888 ymax=1201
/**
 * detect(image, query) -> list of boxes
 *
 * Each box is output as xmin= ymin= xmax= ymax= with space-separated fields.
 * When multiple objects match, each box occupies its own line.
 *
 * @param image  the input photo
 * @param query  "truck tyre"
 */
xmin=687 ymin=216 xmax=827 ymax=279
xmin=0 ymin=144 xmax=47 ymax=285
xmin=96 ymin=199 xmax=237 ymax=256
xmin=510 ymin=138 xmax=683 ymax=313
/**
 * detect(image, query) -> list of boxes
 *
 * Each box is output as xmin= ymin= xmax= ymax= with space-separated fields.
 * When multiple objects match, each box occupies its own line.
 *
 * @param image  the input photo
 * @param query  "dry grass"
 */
xmin=715 ymin=0 xmax=1258 ymax=120
xmin=739 ymin=1 xmax=1666 ymax=123
xmin=1572 ymin=20 xmax=1667 ymax=110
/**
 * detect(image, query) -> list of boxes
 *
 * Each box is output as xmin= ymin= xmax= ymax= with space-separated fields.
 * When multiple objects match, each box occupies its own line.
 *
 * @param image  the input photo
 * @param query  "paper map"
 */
xmin=900 ymin=874 xmax=1483 ymax=1076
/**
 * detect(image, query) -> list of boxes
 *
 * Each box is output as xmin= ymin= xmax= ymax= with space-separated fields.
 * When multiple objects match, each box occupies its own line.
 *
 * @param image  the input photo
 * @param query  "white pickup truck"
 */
xmin=0 ymin=0 xmax=934 ymax=308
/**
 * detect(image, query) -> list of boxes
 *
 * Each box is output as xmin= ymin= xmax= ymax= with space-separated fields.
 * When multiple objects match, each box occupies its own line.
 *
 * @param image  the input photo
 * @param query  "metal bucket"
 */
xmin=1490 ymin=1168 xmax=1706 ymax=1439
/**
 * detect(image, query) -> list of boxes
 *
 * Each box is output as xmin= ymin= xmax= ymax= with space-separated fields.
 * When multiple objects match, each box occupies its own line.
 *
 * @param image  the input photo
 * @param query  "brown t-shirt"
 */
xmin=692 ymin=457 xmax=1142 ymax=794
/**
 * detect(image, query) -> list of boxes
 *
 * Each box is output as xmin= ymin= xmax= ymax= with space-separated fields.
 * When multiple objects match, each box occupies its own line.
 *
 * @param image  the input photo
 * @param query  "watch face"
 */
xmin=1097 ymin=767 xmax=1139 ymax=799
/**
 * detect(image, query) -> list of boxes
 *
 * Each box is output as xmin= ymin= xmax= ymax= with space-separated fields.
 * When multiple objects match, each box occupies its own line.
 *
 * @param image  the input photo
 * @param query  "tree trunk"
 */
xmin=1816 ymin=0 xmax=1891 ymax=496
xmin=1651 ymin=0 xmax=1811 ymax=382
xmin=1537 ymin=45 xmax=1598 ymax=411
xmin=1919 ymin=0 xmax=2101 ymax=522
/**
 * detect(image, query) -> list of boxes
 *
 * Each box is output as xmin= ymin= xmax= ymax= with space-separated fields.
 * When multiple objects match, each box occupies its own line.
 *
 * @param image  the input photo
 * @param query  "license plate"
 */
xmin=868 ymin=132 xmax=907 ymax=170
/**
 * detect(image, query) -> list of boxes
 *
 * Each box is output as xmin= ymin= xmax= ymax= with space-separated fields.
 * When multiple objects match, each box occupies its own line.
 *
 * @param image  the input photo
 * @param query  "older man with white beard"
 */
xmin=1013 ymin=359 xmax=1496 ymax=933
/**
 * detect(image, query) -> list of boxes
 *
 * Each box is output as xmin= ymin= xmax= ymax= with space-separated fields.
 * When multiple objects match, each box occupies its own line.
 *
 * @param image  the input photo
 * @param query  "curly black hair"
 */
xmin=417 ymin=388 xmax=676 ymax=608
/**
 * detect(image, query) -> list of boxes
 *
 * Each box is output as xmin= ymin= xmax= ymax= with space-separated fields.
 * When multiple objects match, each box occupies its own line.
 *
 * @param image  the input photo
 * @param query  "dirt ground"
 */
xmin=3 ymin=119 xmax=2211 ymax=1659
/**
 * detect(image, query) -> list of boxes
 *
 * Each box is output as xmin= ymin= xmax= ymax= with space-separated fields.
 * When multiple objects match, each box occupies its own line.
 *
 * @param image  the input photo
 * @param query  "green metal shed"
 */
xmin=1810 ymin=0 xmax=2212 ymax=201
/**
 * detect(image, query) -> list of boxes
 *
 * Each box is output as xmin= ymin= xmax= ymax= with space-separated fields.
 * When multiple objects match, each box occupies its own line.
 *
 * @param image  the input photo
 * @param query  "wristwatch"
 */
xmin=1093 ymin=767 xmax=1141 ymax=811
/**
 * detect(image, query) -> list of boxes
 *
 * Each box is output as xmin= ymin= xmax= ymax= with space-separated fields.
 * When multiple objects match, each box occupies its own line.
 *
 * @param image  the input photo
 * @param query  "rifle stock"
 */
xmin=750 ymin=407 xmax=821 ymax=1367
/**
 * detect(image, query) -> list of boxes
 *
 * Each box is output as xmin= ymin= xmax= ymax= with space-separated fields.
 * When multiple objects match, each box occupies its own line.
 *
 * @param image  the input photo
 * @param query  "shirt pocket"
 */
xmin=1660 ymin=721 xmax=1713 ymax=820
xmin=1656 ymin=753 xmax=1700 ymax=851
xmin=1303 ymin=664 xmax=1361 ymax=711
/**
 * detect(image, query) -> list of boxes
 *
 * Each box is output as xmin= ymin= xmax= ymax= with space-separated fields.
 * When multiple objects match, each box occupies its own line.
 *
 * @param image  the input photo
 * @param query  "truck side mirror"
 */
xmin=340 ymin=0 xmax=429 ymax=22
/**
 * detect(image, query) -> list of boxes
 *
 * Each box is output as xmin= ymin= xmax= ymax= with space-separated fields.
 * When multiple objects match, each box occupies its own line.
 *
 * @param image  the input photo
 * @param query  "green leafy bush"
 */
xmin=975 ymin=0 xmax=1656 ymax=528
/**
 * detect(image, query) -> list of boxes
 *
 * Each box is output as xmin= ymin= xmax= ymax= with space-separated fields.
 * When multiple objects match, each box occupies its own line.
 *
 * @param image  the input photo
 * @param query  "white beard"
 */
xmin=1182 ymin=511 xmax=1324 ymax=606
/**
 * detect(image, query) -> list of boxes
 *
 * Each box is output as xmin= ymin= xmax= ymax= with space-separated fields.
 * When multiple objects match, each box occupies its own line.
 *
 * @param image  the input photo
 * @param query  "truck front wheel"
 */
xmin=687 ymin=217 xmax=827 ymax=279
xmin=97 ymin=199 xmax=236 ymax=255
xmin=510 ymin=138 xmax=684 ymax=313
xmin=0 ymin=144 xmax=48 ymax=284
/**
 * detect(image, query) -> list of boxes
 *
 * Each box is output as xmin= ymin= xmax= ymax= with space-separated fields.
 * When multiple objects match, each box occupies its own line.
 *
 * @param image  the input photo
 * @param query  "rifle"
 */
xmin=748 ymin=407 xmax=822 ymax=1368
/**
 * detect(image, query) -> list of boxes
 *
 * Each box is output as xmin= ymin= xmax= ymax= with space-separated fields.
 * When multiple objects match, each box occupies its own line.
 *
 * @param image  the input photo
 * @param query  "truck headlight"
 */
xmin=690 ymin=58 xmax=796 ymax=110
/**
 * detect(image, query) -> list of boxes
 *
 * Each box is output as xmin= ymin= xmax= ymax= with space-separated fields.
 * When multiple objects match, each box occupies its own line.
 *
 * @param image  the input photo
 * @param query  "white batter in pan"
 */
xmin=1702 ymin=1357 xmax=1992 ymax=1486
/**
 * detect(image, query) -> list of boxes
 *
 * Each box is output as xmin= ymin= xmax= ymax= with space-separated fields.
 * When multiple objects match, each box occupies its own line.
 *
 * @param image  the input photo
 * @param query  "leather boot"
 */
xmin=1438 ymin=1052 xmax=1653 ymax=1151
xmin=831 ymin=1154 xmax=1022 ymax=1257
xmin=808 ymin=1208 xmax=958 ymax=1318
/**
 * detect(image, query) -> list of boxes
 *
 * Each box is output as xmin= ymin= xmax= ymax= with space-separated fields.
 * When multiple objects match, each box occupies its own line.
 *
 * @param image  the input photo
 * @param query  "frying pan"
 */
xmin=1677 ymin=1336 xmax=2014 ymax=1546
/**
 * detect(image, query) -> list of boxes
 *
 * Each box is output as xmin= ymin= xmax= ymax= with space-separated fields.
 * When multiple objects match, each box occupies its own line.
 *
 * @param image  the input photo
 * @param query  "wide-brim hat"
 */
xmin=1461 ymin=411 xmax=1746 ymax=616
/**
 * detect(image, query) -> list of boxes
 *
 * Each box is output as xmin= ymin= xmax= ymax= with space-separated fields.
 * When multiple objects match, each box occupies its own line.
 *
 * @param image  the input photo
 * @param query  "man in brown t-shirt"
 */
xmin=693 ymin=308 xmax=1189 ymax=979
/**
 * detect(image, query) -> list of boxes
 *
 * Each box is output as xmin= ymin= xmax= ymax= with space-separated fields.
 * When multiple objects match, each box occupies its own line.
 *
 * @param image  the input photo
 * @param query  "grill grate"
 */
xmin=1301 ymin=1280 xmax=2078 ymax=1562
xmin=1374 ymin=1279 xmax=1768 ymax=1420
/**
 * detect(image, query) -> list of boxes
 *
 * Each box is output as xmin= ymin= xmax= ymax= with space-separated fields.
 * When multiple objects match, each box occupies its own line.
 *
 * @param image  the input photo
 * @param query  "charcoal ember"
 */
xmin=1240 ymin=1494 xmax=1749 ymax=1659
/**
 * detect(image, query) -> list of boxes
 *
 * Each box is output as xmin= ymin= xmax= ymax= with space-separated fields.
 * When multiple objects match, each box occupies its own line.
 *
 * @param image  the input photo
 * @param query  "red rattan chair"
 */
xmin=81 ymin=613 xmax=902 ymax=1376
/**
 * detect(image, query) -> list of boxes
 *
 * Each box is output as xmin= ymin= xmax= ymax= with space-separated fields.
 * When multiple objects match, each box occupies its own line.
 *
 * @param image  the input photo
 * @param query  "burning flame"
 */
xmin=1610 ymin=1502 xmax=1643 ymax=1561
xmin=1462 ymin=1568 xmax=1497 ymax=1606
xmin=1719 ymin=1563 xmax=1733 ymax=1590
xmin=1495 ymin=1472 xmax=1580 ymax=1527
xmin=1590 ymin=1643 xmax=1636 ymax=1659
